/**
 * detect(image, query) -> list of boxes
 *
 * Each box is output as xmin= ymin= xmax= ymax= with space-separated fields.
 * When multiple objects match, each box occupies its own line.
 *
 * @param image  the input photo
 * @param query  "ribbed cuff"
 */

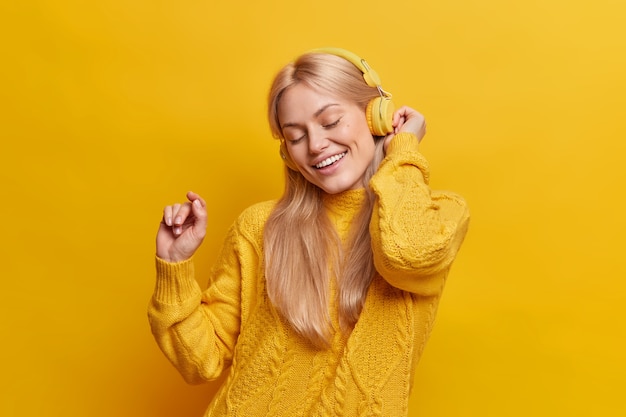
xmin=387 ymin=132 xmax=420 ymax=155
xmin=153 ymin=256 xmax=200 ymax=304
xmin=384 ymin=132 xmax=430 ymax=184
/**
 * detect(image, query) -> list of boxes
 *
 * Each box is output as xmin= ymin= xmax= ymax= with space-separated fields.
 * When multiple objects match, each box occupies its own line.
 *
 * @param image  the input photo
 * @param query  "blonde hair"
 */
xmin=264 ymin=52 xmax=386 ymax=347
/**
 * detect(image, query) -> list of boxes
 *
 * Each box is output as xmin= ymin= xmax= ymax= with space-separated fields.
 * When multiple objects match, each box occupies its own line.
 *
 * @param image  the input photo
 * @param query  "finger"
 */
xmin=392 ymin=108 xmax=403 ymax=126
xmin=190 ymin=198 xmax=208 ymax=240
xmin=186 ymin=190 xmax=205 ymax=204
xmin=173 ymin=202 xmax=192 ymax=226
xmin=187 ymin=192 xmax=207 ymax=213
xmin=163 ymin=205 xmax=173 ymax=226
xmin=391 ymin=106 xmax=411 ymax=129
xmin=187 ymin=191 xmax=207 ymax=219
xmin=187 ymin=191 xmax=208 ymax=238
xmin=171 ymin=203 xmax=182 ymax=224
xmin=171 ymin=203 xmax=183 ymax=235
xmin=168 ymin=202 xmax=190 ymax=236
xmin=394 ymin=116 xmax=406 ymax=134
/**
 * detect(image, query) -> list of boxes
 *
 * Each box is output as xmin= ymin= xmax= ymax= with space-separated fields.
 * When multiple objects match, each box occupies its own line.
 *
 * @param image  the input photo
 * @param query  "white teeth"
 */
xmin=315 ymin=152 xmax=346 ymax=169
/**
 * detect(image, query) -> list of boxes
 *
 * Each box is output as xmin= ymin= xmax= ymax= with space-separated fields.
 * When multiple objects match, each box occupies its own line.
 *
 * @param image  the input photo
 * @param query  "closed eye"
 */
xmin=287 ymin=133 xmax=306 ymax=144
xmin=323 ymin=118 xmax=341 ymax=129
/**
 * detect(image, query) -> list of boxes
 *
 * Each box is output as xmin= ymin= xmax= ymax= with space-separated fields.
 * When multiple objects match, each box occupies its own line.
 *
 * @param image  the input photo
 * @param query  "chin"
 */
xmin=317 ymin=180 xmax=362 ymax=195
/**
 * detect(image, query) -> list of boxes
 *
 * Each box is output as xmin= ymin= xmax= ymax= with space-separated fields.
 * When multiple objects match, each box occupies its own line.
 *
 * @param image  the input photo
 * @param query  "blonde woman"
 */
xmin=149 ymin=48 xmax=469 ymax=416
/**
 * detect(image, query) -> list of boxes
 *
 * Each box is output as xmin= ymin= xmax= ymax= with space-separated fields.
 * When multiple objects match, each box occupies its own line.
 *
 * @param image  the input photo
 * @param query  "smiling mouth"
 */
xmin=314 ymin=152 xmax=347 ymax=169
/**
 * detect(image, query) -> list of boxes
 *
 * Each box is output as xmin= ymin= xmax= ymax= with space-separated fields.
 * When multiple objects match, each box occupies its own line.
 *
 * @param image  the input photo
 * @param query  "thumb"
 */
xmin=190 ymin=197 xmax=208 ymax=240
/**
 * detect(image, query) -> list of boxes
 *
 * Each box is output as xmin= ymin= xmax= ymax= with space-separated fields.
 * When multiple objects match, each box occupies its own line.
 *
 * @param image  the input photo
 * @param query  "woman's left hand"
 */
xmin=383 ymin=106 xmax=426 ymax=153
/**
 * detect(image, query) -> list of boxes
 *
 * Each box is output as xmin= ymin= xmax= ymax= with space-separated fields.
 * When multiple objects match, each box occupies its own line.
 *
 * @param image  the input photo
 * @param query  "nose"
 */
xmin=308 ymin=128 xmax=329 ymax=154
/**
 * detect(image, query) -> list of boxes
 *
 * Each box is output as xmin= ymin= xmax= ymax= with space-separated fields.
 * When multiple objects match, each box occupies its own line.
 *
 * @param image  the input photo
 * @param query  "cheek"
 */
xmin=354 ymin=126 xmax=376 ymax=151
xmin=341 ymin=120 xmax=371 ymax=142
xmin=288 ymin=145 xmax=308 ymax=166
xmin=356 ymin=135 xmax=377 ymax=165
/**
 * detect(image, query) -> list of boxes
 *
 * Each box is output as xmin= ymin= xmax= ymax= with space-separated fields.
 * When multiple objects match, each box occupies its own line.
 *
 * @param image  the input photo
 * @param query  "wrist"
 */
xmin=387 ymin=132 xmax=419 ymax=155
xmin=156 ymin=250 xmax=192 ymax=264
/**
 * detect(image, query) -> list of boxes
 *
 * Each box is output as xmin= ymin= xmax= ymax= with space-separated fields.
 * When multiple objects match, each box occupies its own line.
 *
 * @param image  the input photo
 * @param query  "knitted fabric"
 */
xmin=148 ymin=133 xmax=470 ymax=417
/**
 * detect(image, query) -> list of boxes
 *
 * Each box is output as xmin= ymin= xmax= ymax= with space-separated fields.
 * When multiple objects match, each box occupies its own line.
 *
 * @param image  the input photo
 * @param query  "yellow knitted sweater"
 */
xmin=148 ymin=133 xmax=469 ymax=417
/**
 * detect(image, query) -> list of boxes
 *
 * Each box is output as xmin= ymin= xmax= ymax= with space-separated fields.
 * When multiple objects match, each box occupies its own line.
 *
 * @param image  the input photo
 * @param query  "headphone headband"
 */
xmin=307 ymin=47 xmax=384 ymax=90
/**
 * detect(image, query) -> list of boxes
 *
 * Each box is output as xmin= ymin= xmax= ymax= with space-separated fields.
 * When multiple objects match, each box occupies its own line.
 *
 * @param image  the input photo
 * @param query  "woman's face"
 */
xmin=278 ymin=83 xmax=376 ymax=194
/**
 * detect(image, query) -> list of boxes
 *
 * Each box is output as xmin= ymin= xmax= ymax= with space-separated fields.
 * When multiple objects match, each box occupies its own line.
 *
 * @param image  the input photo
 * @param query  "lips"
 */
xmin=314 ymin=152 xmax=347 ymax=169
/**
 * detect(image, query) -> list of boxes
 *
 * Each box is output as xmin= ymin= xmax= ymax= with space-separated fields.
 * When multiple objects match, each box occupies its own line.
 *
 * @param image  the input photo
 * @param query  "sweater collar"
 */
xmin=321 ymin=188 xmax=366 ymax=218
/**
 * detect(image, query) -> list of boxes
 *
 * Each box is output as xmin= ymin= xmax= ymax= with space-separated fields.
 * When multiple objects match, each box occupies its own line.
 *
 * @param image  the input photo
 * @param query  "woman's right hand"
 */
xmin=383 ymin=106 xmax=427 ymax=154
xmin=156 ymin=191 xmax=207 ymax=263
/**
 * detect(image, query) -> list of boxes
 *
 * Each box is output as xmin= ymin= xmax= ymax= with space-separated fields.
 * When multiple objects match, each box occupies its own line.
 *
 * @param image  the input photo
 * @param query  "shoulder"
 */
xmin=233 ymin=200 xmax=277 ymax=239
xmin=237 ymin=200 xmax=276 ymax=224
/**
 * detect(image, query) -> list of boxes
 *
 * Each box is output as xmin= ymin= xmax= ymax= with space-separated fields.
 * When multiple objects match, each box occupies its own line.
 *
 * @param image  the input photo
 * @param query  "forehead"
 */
xmin=278 ymin=84 xmax=346 ymax=121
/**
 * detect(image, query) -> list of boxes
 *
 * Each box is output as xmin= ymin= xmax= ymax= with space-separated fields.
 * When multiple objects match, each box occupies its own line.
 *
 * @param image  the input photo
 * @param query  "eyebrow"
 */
xmin=281 ymin=103 xmax=340 ymax=129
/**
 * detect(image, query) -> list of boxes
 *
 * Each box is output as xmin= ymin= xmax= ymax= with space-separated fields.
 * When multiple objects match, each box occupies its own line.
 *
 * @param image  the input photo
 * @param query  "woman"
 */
xmin=148 ymin=48 xmax=469 ymax=416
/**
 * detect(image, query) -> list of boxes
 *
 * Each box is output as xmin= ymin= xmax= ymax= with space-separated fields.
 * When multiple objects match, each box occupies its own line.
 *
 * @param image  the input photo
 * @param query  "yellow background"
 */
xmin=1 ymin=0 xmax=625 ymax=416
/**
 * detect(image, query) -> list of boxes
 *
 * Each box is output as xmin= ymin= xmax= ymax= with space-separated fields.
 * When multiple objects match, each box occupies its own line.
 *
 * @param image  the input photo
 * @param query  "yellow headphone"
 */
xmin=279 ymin=47 xmax=395 ymax=170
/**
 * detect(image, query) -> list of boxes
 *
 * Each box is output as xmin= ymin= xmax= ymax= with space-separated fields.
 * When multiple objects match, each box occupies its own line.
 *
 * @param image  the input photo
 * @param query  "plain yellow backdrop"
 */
xmin=1 ymin=0 xmax=625 ymax=416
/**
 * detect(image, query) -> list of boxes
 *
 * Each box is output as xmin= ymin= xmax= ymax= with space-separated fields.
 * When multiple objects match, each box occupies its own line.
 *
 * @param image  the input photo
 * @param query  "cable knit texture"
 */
xmin=148 ymin=133 xmax=470 ymax=416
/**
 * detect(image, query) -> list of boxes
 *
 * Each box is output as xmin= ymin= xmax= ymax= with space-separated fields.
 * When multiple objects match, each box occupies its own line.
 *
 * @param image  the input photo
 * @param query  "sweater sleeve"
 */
xmin=369 ymin=132 xmax=470 ymax=296
xmin=147 ymin=222 xmax=243 ymax=384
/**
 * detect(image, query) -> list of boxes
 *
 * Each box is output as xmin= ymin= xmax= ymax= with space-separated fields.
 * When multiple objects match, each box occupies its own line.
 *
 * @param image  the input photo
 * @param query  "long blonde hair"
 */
xmin=264 ymin=52 xmax=386 ymax=347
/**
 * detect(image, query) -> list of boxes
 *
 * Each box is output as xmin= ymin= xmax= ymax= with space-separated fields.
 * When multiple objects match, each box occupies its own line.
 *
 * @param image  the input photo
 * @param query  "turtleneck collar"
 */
xmin=321 ymin=188 xmax=367 ymax=220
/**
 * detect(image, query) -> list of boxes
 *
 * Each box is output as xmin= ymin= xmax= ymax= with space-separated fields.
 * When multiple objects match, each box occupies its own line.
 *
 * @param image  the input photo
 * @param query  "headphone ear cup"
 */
xmin=279 ymin=141 xmax=298 ymax=171
xmin=366 ymin=97 xmax=395 ymax=136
